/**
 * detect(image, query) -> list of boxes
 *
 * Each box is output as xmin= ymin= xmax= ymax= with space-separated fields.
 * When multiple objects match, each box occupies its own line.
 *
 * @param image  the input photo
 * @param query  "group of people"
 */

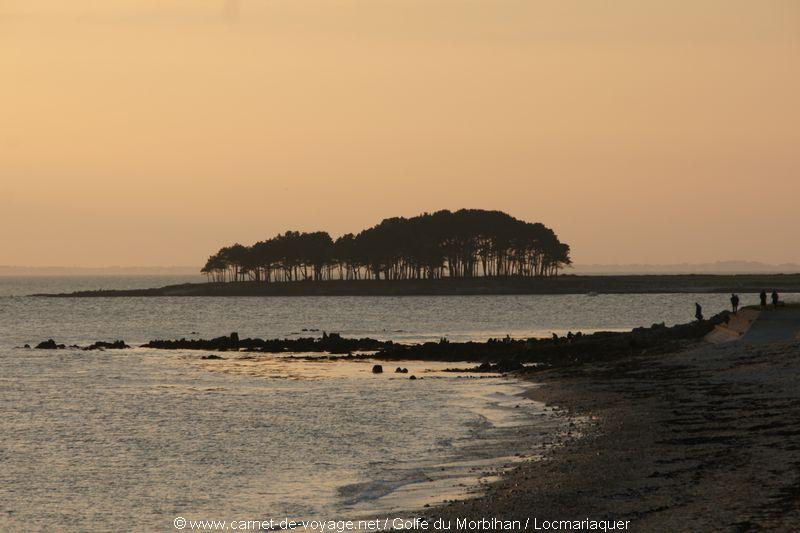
xmin=695 ymin=290 xmax=781 ymax=321
xmin=737 ymin=290 xmax=781 ymax=312
xmin=759 ymin=289 xmax=781 ymax=309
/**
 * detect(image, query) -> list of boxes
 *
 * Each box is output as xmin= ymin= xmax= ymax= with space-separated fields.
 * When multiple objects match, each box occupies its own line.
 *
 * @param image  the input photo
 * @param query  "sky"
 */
xmin=1 ymin=1 xmax=799 ymax=268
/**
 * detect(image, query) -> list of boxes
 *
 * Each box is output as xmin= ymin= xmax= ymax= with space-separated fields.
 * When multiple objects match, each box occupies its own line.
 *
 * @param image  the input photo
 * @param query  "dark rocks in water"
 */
xmin=409 ymin=375 xmax=417 ymax=380
xmin=493 ymin=359 xmax=525 ymax=373
xmin=23 ymin=344 xmax=31 ymax=349
xmin=372 ymin=364 xmax=383 ymax=374
xmin=461 ymin=360 xmax=524 ymax=373
xmin=83 ymin=340 xmax=130 ymax=351
xmin=201 ymin=354 xmax=224 ymax=360
xmin=377 ymin=311 xmax=730 ymax=368
xmin=34 ymin=339 xmax=130 ymax=351
xmin=395 ymin=367 xmax=409 ymax=374
xmin=139 ymin=311 xmax=729 ymax=370
xmin=143 ymin=333 xmax=390 ymax=354
xmin=35 ymin=339 xmax=65 ymax=350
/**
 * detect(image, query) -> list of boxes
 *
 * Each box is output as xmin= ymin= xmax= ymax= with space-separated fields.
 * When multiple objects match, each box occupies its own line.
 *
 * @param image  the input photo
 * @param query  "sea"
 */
xmin=2 ymin=276 xmax=796 ymax=531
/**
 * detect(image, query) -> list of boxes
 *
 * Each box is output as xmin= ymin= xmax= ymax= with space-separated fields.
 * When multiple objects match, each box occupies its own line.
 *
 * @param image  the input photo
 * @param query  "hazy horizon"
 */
xmin=2 ymin=1 xmax=799 ymax=268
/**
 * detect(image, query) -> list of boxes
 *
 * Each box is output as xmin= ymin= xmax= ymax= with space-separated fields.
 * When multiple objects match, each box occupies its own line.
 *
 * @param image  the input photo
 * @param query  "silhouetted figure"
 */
xmin=695 ymin=303 xmax=703 ymax=322
xmin=730 ymin=294 xmax=740 ymax=313
xmin=760 ymin=290 xmax=768 ymax=308
xmin=772 ymin=291 xmax=780 ymax=308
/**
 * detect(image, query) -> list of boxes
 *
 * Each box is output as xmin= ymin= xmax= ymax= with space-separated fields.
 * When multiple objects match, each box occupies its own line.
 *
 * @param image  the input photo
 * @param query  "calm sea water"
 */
xmin=2 ymin=276 xmax=797 ymax=531
xmin=2 ymin=275 xmax=793 ymax=345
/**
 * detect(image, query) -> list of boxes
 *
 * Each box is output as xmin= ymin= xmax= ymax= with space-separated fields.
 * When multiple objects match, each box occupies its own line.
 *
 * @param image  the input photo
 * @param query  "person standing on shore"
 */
xmin=760 ymin=290 xmax=768 ymax=308
xmin=695 ymin=303 xmax=704 ymax=322
xmin=730 ymin=294 xmax=740 ymax=313
xmin=772 ymin=291 xmax=780 ymax=308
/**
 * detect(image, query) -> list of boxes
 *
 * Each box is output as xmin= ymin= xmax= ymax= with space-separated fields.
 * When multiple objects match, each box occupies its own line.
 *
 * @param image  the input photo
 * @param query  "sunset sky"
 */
xmin=2 ymin=1 xmax=799 ymax=268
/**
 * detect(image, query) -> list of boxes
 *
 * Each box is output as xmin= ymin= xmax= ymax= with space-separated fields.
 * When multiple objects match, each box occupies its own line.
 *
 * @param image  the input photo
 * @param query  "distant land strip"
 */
xmin=31 ymin=274 xmax=800 ymax=297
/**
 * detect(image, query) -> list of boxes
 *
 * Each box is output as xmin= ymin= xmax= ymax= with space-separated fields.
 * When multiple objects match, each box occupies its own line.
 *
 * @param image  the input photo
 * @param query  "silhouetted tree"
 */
xmin=202 ymin=209 xmax=571 ymax=283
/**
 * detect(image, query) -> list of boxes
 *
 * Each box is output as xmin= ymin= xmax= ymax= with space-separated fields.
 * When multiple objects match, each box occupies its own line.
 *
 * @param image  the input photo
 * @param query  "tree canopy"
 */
xmin=201 ymin=209 xmax=571 ymax=283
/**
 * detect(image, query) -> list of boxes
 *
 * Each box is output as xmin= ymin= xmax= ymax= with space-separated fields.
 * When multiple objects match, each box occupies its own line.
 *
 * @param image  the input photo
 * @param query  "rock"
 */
xmin=142 ymin=334 xmax=387 ymax=354
xmin=395 ymin=367 xmax=409 ymax=373
xmin=201 ymin=354 xmax=224 ymax=360
xmin=23 ymin=344 xmax=30 ymax=349
xmin=372 ymin=364 xmax=383 ymax=374
xmin=409 ymin=375 xmax=417 ymax=380
xmin=35 ymin=339 xmax=64 ymax=350
xmin=84 ymin=340 xmax=130 ymax=351
xmin=493 ymin=359 xmax=524 ymax=373
xmin=230 ymin=332 xmax=239 ymax=343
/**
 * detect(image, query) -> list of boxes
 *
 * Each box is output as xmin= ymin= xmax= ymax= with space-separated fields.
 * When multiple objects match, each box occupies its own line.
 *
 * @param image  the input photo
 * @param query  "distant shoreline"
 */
xmin=31 ymin=273 xmax=800 ymax=297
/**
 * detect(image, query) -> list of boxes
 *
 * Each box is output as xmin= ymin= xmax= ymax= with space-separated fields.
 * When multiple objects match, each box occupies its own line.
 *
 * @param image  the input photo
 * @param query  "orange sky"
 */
xmin=1 ymin=1 xmax=799 ymax=267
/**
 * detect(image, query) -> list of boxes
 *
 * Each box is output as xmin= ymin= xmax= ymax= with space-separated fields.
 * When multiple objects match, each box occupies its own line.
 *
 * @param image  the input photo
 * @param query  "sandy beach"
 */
xmin=429 ymin=307 xmax=800 ymax=530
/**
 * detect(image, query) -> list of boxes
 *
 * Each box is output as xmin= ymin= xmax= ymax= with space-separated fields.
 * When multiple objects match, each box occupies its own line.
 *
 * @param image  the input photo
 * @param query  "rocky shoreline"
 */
xmin=30 ymin=274 xmax=800 ymax=297
xmin=421 ymin=316 xmax=800 ymax=530
xmin=29 ymin=312 xmax=731 ymax=370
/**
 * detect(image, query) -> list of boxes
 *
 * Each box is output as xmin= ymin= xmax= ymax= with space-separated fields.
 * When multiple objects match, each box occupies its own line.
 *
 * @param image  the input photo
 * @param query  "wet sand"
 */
xmin=429 ymin=310 xmax=800 ymax=531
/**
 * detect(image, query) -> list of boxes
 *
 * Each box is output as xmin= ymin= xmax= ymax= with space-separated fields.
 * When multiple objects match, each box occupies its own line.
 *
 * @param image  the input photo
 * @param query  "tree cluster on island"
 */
xmin=201 ymin=209 xmax=571 ymax=283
